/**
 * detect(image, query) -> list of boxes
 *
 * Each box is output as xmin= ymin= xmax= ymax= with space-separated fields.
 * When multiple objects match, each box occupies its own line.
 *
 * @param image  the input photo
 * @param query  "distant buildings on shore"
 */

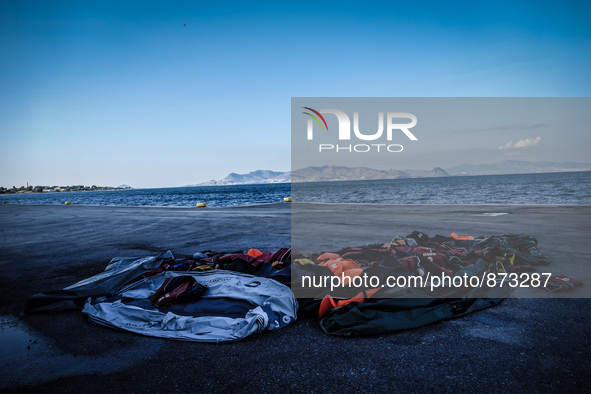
xmin=0 ymin=185 xmax=132 ymax=194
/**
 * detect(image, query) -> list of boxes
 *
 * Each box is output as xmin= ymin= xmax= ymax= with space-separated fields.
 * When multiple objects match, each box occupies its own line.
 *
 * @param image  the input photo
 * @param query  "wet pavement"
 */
xmin=0 ymin=203 xmax=589 ymax=392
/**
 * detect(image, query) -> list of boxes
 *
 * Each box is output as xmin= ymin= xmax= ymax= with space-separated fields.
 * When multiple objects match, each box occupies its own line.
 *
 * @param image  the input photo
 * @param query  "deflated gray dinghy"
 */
xmin=82 ymin=270 xmax=298 ymax=342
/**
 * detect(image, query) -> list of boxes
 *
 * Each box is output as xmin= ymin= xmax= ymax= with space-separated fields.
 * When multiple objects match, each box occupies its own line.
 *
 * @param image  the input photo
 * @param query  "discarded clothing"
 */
xmin=320 ymin=296 xmax=506 ymax=336
xmin=293 ymin=231 xmax=583 ymax=336
xmin=450 ymin=233 xmax=475 ymax=241
xmin=25 ymin=232 xmax=583 ymax=340
xmin=318 ymin=259 xmax=511 ymax=335
xmin=150 ymin=276 xmax=208 ymax=307
xmin=26 ymin=251 xmax=175 ymax=311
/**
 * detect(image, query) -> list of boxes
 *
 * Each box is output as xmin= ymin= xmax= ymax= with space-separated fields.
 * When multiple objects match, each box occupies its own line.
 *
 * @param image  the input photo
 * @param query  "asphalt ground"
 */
xmin=0 ymin=203 xmax=589 ymax=392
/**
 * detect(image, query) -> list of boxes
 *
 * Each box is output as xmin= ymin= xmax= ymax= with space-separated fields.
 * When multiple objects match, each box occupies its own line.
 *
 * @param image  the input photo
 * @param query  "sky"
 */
xmin=1 ymin=1 xmax=590 ymax=188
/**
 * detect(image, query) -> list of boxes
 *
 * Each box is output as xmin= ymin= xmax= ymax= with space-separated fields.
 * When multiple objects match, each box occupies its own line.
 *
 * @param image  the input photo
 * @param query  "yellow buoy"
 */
xmin=283 ymin=197 xmax=292 ymax=203
xmin=64 ymin=201 xmax=72 ymax=205
xmin=196 ymin=202 xmax=207 ymax=208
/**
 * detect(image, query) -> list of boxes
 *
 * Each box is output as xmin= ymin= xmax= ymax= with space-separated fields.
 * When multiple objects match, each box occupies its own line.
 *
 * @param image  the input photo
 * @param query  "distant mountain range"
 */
xmin=191 ymin=166 xmax=449 ymax=186
xmin=194 ymin=170 xmax=291 ymax=186
xmin=189 ymin=160 xmax=591 ymax=186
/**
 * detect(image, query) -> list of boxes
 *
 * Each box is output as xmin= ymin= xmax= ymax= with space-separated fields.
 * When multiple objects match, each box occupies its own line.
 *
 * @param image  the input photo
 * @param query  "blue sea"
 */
xmin=2 ymin=171 xmax=590 ymax=207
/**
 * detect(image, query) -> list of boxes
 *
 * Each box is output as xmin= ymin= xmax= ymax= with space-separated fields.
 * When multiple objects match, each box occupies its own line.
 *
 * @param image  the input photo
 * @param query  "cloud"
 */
xmin=450 ymin=123 xmax=547 ymax=133
xmin=498 ymin=136 xmax=542 ymax=150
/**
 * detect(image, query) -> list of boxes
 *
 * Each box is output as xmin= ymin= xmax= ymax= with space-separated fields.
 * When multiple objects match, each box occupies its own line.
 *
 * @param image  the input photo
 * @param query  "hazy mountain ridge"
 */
xmin=191 ymin=166 xmax=449 ymax=186
xmin=403 ymin=167 xmax=450 ymax=178
xmin=194 ymin=169 xmax=291 ymax=186
xmin=188 ymin=160 xmax=591 ymax=186
xmin=222 ymin=170 xmax=290 ymax=184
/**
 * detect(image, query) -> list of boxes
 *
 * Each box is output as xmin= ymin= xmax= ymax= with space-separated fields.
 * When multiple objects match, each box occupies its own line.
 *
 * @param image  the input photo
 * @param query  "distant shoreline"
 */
xmin=2 ymin=169 xmax=590 ymax=192
xmin=2 ymin=171 xmax=589 ymax=207
xmin=0 ymin=185 xmax=132 ymax=195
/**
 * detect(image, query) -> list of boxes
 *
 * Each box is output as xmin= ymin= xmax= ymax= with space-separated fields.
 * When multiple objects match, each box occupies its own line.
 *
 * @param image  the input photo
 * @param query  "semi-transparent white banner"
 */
xmin=291 ymin=98 xmax=591 ymax=299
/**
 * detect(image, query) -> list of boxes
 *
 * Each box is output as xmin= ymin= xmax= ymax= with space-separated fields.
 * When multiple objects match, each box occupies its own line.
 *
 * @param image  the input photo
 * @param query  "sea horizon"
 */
xmin=2 ymin=170 xmax=590 ymax=207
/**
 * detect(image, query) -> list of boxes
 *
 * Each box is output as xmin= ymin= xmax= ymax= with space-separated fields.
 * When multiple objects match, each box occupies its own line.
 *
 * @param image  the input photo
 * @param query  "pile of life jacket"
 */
xmin=290 ymin=231 xmax=583 ymax=335
xmin=26 ymin=231 xmax=583 ymax=339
